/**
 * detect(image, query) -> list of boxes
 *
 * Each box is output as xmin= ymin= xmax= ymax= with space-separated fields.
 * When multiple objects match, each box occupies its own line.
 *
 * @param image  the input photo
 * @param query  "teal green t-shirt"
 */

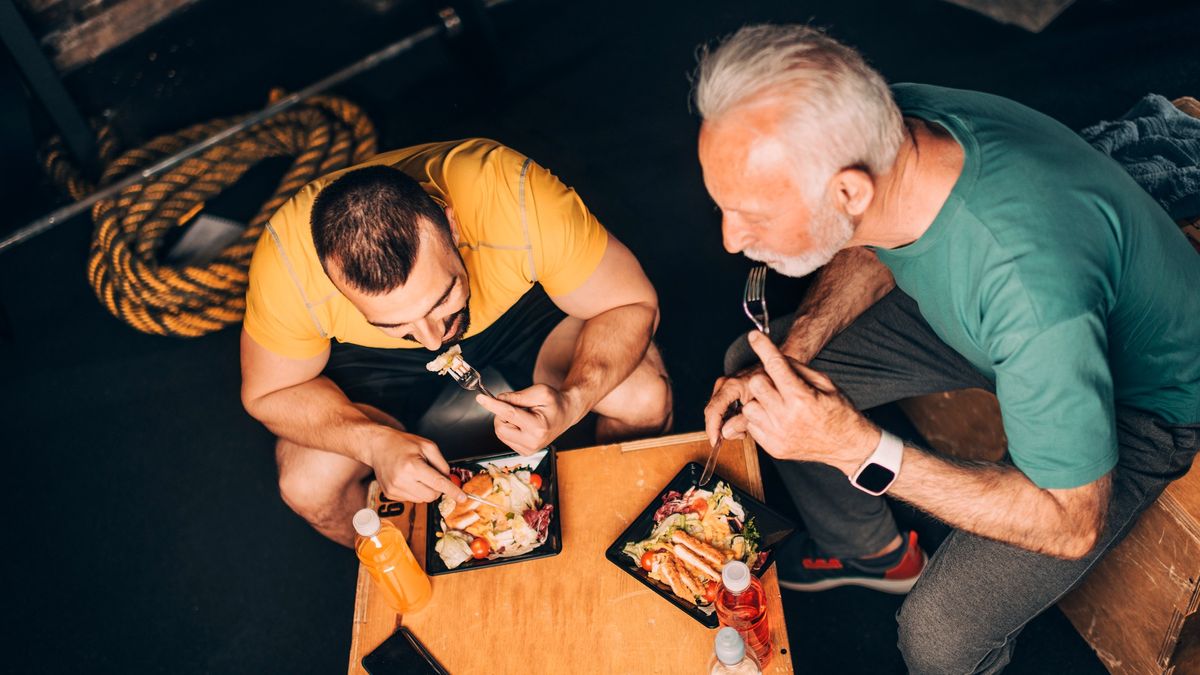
xmin=875 ymin=84 xmax=1200 ymax=489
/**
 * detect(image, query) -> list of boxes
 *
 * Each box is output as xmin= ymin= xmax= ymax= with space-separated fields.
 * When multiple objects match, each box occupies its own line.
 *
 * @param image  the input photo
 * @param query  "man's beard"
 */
xmin=744 ymin=199 xmax=855 ymax=278
xmin=442 ymin=304 xmax=471 ymax=345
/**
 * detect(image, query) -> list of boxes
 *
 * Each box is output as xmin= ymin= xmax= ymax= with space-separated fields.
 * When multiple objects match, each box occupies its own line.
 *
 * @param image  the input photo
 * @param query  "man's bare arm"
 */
xmin=240 ymin=334 xmax=384 ymax=464
xmin=744 ymin=330 xmax=1110 ymax=559
xmin=551 ymin=236 xmax=659 ymax=420
xmin=240 ymin=331 xmax=461 ymax=502
xmin=475 ymin=236 xmax=658 ymax=452
xmin=890 ymin=450 xmax=1110 ymax=559
xmin=779 ymin=246 xmax=896 ymax=362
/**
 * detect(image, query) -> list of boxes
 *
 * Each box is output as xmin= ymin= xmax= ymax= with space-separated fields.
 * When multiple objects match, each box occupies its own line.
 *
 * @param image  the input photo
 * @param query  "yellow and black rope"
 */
xmin=43 ymin=94 xmax=377 ymax=336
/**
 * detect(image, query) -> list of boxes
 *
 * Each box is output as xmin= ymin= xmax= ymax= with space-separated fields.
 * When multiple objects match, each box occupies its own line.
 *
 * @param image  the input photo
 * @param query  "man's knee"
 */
xmin=722 ymin=315 xmax=792 ymax=376
xmin=896 ymin=585 xmax=1007 ymax=674
xmin=628 ymin=367 xmax=673 ymax=428
xmin=598 ymin=353 xmax=673 ymax=429
xmin=276 ymin=440 xmax=355 ymax=526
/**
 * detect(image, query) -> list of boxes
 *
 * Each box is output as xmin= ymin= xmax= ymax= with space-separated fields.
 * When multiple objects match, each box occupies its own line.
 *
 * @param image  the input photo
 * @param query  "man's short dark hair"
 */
xmin=310 ymin=165 xmax=453 ymax=294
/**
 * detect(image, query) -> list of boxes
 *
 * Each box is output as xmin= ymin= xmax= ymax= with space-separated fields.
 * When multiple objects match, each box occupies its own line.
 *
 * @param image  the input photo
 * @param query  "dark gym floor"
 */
xmin=5 ymin=0 xmax=1199 ymax=672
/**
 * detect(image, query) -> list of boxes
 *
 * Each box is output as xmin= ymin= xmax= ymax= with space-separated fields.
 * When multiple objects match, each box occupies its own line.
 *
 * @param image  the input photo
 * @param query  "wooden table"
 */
xmin=348 ymin=431 xmax=794 ymax=674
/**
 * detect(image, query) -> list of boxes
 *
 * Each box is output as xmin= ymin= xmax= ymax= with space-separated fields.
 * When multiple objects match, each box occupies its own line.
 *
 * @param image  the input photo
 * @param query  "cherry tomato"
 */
xmin=640 ymin=550 xmax=656 ymax=571
xmin=703 ymin=580 xmax=720 ymax=603
xmin=691 ymin=497 xmax=709 ymax=517
xmin=470 ymin=537 xmax=490 ymax=559
xmin=527 ymin=473 xmax=543 ymax=490
xmin=449 ymin=474 xmax=463 ymax=489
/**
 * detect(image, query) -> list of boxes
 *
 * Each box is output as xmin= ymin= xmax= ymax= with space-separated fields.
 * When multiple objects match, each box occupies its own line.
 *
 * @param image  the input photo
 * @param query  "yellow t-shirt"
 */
xmin=244 ymin=138 xmax=609 ymax=359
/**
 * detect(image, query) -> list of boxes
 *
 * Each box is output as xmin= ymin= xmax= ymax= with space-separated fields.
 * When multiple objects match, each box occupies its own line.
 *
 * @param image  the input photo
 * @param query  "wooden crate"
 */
xmin=1058 ymin=464 xmax=1200 ymax=674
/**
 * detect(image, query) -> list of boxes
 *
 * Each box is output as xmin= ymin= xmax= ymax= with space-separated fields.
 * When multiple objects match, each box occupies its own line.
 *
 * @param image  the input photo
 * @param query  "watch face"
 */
xmin=855 ymin=463 xmax=896 ymax=493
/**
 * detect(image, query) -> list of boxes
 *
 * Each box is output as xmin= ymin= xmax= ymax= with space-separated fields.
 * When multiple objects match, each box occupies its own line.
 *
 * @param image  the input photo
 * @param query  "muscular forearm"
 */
xmin=560 ymin=302 xmax=658 ymax=423
xmin=781 ymin=247 xmax=895 ymax=363
xmin=244 ymin=377 xmax=394 ymax=465
xmin=846 ymin=445 xmax=1108 ymax=559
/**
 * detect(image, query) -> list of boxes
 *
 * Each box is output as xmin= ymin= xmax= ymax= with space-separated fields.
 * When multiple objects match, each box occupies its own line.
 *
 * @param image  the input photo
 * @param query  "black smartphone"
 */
xmin=362 ymin=626 xmax=449 ymax=675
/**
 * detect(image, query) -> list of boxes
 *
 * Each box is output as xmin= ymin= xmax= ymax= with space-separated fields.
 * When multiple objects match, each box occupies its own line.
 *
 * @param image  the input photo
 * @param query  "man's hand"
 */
xmin=476 ymin=385 xmax=579 ymax=456
xmin=370 ymin=429 xmax=467 ymax=503
xmin=742 ymin=331 xmax=879 ymax=472
xmin=704 ymin=366 xmax=759 ymax=445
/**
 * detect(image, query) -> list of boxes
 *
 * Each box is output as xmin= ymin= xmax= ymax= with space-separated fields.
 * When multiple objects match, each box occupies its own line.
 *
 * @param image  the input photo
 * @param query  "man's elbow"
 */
xmin=1058 ymin=525 xmax=1101 ymax=560
xmin=241 ymin=386 xmax=267 ymax=420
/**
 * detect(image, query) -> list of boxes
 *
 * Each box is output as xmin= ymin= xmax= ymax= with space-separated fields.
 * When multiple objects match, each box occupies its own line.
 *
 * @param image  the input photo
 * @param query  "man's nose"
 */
xmin=411 ymin=317 xmax=444 ymax=351
xmin=723 ymin=219 xmax=751 ymax=254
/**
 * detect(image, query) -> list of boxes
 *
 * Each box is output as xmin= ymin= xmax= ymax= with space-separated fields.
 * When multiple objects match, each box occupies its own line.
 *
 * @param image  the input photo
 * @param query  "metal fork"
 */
xmin=743 ymin=264 xmax=770 ymax=335
xmin=445 ymin=360 xmax=498 ymax=400
xmin=699 ymin=265 xmax=771 ymax=487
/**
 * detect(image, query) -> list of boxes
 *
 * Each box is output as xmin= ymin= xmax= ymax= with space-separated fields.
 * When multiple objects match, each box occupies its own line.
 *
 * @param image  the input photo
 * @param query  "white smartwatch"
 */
xmin=849 ymin=430 xmax=904 ymax=496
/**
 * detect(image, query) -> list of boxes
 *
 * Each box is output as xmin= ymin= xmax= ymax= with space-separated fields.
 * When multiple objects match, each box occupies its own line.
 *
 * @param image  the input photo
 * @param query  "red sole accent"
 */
xmin=884 ymin=531 xmax=925 ymax=580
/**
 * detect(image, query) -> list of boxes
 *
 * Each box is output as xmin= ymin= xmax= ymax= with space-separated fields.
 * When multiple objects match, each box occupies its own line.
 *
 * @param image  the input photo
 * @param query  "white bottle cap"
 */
xmin=715 ymin=626 xmax=747 ymax=666
xmin=722 ymin=560 xmax=751 ymax=593
xmin=353 ymin=508 xmax=381 ymax=537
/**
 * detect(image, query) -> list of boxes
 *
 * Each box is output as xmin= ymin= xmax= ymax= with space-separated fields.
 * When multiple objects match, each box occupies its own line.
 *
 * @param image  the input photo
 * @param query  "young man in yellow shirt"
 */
xmin=240 ymin=138 xmax=672 ymax=546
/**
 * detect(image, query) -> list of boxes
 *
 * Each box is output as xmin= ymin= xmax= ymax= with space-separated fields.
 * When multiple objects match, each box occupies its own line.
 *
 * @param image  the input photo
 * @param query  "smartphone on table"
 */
xmin=362 ymin=626 xmax=448 ymax=675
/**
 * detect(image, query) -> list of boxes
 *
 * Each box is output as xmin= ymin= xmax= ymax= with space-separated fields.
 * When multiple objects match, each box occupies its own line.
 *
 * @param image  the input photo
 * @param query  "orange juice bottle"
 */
xmin=353 ymin=508 xmax=432 ymax=614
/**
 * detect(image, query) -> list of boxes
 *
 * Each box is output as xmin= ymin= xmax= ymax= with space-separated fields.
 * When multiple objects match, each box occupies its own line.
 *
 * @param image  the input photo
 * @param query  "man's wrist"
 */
xmin=847 ymin=429 xmax=904 ymax=496
xmin=840 ymin=424 xmax=883 ymax=476
xmin=558 ymin=386 xmax=592 ymax=430
xmin=359 ymin=424 xmax=401 ymax=466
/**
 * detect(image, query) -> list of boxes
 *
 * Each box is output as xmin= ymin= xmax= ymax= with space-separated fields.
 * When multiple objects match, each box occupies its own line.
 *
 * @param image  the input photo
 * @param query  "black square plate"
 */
xmin=604 ymin=462 xmax=798 ymax=627
xmin=425 ymin=448 xmax=561 ymax=576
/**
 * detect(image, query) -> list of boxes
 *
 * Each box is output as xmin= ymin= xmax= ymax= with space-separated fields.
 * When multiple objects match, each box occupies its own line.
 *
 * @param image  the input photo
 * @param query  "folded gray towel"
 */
xmin=1081 ymin=94 xmax=1200 ymax=221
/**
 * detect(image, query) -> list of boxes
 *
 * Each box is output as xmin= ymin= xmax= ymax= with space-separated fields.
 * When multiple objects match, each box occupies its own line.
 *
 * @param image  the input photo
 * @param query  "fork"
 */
xmin=445 ymin=359 xmax=498 ymax=400
xmin=743 ymin=264 xmax=770 ymax=335
xmin=699 ymin=265 xmax=771 ymax=487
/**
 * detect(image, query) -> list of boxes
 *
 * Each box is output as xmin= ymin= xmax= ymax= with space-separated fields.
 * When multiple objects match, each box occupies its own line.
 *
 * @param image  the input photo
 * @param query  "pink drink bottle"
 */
xmin=715 ymin=560 xmax=772 ymax=668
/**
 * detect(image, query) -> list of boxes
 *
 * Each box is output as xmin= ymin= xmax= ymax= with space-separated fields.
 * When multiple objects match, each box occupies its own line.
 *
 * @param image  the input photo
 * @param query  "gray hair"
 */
xmin=693 ymin=24 xmax=903 ymax=189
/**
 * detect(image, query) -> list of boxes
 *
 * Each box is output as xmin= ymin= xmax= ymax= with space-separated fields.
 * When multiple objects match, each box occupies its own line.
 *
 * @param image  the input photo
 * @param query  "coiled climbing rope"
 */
xmin=43 ymin=94 xmax=376 ymax=336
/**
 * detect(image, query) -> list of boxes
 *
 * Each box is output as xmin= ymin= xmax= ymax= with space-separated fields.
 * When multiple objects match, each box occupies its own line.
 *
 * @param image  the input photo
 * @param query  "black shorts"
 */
xmin=324 ymin=284 xmax=566 ymax=428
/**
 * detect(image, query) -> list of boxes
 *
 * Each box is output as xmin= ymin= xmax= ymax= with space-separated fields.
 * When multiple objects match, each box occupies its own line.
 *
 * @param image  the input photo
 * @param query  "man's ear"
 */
xmin=444 ymin=206 xmax=460 ymax=244
xmin=831 ymin=168 xmax=875 ymax=218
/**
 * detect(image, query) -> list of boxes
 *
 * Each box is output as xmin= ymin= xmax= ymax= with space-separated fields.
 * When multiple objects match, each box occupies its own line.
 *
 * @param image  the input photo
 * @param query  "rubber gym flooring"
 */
xmin=4 ymin=0 xmax=1198 ymax=671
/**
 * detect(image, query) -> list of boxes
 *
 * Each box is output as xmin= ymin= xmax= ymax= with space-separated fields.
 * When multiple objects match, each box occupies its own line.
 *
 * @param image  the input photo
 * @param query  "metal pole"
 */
xmin=0 ymin=0 xmax=98 ymax=173
xmin=0 ymin=0 xmax=510 ymax=255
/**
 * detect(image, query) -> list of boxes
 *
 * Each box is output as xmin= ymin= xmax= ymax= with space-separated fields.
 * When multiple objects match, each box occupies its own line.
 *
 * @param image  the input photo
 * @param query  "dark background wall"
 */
xmin=3 ymin=0 xmax=1198 ymax=672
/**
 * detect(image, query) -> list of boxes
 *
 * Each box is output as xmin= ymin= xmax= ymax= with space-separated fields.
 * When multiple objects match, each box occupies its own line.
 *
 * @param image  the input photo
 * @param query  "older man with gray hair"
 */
xmin=697 ymin=24 xmax=1200 ymax=672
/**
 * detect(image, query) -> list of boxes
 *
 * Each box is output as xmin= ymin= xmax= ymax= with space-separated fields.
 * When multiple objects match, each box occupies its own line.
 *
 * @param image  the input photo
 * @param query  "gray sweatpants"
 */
xmin=723 ymin=289 xmax=1199 ymax=674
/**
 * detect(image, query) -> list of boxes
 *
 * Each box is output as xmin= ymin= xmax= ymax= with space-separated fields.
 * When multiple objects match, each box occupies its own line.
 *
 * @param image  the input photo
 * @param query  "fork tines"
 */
xmin=743 ymin=264 xmax=770 ymax=335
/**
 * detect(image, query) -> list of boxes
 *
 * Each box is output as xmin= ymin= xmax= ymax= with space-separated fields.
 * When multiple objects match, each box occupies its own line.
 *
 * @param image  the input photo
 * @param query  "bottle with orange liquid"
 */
xmin=716 ymin=561 xmax=772 ymax=668
xmin=353 ymin=508 xmax=432 ymax=614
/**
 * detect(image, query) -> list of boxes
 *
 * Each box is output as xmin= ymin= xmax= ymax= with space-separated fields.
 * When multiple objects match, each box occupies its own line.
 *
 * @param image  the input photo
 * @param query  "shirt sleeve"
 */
xmin=990 ymin=311 xmax=1118 ymax=489
xmin=243 ymin=230 xmax=331 ymax=360
xmin=522 ymin=158 xmax=609 ymax=297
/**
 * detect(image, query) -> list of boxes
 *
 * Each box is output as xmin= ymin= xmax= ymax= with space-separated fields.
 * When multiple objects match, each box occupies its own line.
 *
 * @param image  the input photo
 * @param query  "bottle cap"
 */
xmin=714 ymin=627 xmax=747 ymax=666
xmin=722 ymin=560 xmax=751 ymax=593
xmin=353 ymin=508 xmax=381 ymax=537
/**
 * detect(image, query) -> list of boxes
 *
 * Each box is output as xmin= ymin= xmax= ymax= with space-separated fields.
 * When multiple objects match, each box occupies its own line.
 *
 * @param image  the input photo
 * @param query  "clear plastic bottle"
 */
xmin=709 ymin=626 xmax=762 ymax=674
xmin=715 ymin=561 xmax=772 ymax=668
xmin=353 ymin=508 xmax=432 ymax=614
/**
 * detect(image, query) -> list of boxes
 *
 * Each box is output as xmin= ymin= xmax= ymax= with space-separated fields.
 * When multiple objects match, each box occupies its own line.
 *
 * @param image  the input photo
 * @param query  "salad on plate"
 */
xmin=434 ymin=459 xmax=554 ymax=570
xmin=622 ymin=481 xmax=764 ymax=608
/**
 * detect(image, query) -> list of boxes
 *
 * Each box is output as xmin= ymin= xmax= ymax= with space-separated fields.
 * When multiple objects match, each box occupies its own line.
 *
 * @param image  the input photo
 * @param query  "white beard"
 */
xmin=744 ymin=200 xmax=855 ymax=278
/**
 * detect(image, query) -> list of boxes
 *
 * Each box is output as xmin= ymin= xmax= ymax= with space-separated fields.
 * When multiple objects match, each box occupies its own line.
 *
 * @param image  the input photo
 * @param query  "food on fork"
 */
xmin=433 ymin=462 xmax=553 ymax=570
xmin=425 ymin=344 xmax=468 ymax=376
xmin=623 ymin=482 xmax=764 ymax=608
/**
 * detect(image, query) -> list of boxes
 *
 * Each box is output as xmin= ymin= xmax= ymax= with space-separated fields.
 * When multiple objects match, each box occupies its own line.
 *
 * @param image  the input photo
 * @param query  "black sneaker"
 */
xmin=777 ymin=530 xmax=926 ymax=594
